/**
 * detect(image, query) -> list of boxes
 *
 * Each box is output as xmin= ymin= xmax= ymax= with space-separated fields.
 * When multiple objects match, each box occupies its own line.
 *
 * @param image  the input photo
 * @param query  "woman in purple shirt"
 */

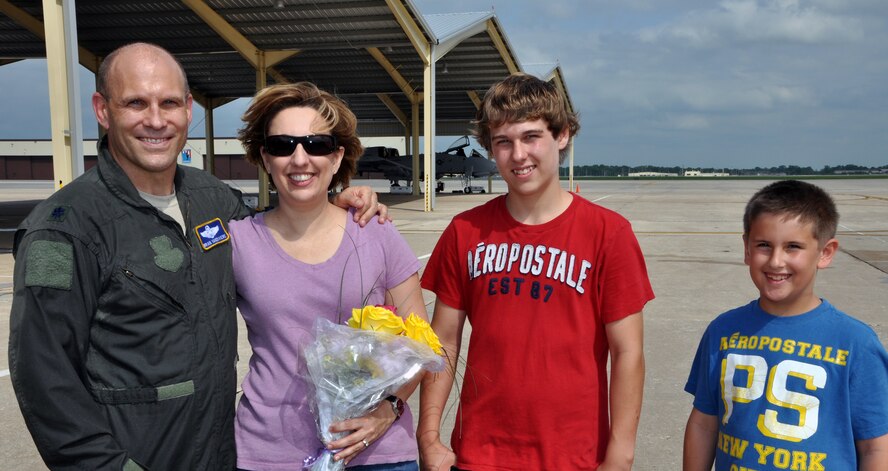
xmin=230 ymin=82 xmax=426 ymax=471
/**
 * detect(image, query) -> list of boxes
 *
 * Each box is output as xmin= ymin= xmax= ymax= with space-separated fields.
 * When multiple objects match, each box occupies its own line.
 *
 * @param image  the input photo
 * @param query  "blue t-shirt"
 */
xmin=685 ymin=299 xmax=888 ymax=470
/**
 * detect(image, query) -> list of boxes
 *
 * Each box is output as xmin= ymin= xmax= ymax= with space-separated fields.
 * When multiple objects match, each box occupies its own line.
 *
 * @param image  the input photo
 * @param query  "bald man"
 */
xmin=9 ymin=42 xmax=382 ymax=470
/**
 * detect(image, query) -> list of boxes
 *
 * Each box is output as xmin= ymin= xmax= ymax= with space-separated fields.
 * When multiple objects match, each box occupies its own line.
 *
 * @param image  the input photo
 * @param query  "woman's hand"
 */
xmin=327 ymin=401 xmax=397 ymax=465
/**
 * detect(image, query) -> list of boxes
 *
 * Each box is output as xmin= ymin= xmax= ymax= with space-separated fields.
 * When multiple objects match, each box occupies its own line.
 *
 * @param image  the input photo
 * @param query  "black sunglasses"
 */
xmin=264 ymin=134 xmax=338 ymax=157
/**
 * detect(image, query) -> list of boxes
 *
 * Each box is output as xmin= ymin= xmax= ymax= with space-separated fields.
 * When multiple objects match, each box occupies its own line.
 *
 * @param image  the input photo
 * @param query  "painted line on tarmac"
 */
xmin=1 ymin=369 xmax=9 ymax=378
xmin=637 ymin=231 xmax=740 ymax=235
xmin=840 ymin=224 xmax=888 ymax=245
xmin=592 ymin=194 xmax=612 ymax=202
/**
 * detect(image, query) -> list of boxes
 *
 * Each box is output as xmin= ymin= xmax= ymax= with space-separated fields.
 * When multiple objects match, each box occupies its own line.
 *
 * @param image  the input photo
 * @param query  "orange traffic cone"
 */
xmin=575 ymin=183 xmax=580 ymax=193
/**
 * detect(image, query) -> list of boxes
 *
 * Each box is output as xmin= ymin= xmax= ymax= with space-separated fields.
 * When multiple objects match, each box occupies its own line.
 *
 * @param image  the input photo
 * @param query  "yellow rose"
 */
xmin=348 ymin=305 xmax=405 ymax=335
xmin=404 ymin=313 xmax=444 ymax=355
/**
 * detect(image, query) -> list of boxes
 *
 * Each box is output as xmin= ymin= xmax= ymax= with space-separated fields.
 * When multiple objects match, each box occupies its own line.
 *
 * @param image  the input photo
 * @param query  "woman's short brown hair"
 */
xmin=238 ymin=82 xmax=363 ymax=190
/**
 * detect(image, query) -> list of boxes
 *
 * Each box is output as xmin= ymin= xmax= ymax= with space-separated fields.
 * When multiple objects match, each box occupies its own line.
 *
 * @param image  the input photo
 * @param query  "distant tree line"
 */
xmin=560 ymin=163 xmax=888 ymax=177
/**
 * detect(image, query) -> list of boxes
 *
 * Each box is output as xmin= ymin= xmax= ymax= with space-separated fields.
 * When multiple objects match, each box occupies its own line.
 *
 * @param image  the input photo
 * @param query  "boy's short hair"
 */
xmin=473 ymin=73 xmax=580 ymax=163
xmin=743 ymin=180 xmax=839 ymax=244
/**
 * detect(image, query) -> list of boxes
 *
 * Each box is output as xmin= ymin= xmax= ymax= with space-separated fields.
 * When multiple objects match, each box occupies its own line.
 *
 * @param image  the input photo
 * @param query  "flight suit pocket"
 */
xmin=87 ymin=266 xmax=196 ymax=388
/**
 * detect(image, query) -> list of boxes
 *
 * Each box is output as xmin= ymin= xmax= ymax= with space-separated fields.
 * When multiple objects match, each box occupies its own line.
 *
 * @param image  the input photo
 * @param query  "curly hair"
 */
xmin=238 ymin=82 xmax=363 ymax=190
xmin=473 ymin=73 xmax=580 ymax=163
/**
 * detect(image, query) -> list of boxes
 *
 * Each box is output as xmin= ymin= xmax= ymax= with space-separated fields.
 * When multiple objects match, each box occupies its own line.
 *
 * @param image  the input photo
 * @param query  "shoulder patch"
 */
xmin=46 ymin=205 xmax=72 ymax=223
xmin=194 ymin=218 xmax=230 ymax=251
xmin=149 ymin=235 xmax=184 ymax=272
xmin=24 ymin=240 xmax=74 ymax=290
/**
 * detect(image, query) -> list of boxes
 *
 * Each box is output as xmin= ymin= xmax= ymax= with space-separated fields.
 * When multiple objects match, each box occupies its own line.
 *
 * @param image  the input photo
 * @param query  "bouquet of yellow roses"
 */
xmin=302 ymin=306 xmax=445 ymax=470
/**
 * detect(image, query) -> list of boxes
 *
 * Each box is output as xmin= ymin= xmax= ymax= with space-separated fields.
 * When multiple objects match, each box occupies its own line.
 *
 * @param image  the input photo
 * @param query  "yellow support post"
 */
xmin=257 ymin=53 xmax=270 ymax=210
xmin=42 ymin=0 xmax=76 ymax=189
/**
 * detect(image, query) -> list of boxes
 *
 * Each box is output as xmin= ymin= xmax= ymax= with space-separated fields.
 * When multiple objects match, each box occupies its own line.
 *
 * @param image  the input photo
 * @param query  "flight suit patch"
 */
xmin=194 ymin=218 xmax=230 ymax=251
xmin=24 ymin=240 xmax=74 ymax=290
xmin=150 ymin=235 xmax=184 ymax=272
xmin=46 ymin=205 xmax=71 ymax=223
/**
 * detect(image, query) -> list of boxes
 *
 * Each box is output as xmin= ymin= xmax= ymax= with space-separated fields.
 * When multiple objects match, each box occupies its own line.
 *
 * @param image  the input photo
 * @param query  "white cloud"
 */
xmin=640 ymin=0 xmax=865 ymax=46
xmin=663 ymin=113 xmax=711 ymax=130
xmin=671 ymin=81 xmax=815 ymax=110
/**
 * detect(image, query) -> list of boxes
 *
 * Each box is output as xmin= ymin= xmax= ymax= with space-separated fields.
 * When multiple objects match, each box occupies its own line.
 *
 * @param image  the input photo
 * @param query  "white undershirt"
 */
xmin=139 ymin=190 xmax=186 ymax=236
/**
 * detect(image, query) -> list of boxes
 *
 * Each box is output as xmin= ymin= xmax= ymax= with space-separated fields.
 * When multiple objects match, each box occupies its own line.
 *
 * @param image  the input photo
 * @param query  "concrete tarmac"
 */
xmin=1 ymin=178 xmax=886 ymax=469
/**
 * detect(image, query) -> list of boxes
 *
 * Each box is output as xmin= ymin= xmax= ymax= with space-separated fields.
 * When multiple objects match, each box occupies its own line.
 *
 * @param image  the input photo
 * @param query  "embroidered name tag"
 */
xmin=194 ymin=218 xmax=230 ymax=251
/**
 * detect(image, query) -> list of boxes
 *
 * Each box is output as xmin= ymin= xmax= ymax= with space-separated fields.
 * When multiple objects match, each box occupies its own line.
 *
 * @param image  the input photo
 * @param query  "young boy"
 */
xmin=683 ymin=180 xmax=888 ymax=470
xmin=419 ymin=73 xmax=654 ymax=470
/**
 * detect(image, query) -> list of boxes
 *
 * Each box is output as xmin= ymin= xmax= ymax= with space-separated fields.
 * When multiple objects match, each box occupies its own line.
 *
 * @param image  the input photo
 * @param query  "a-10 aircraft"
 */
xmin=356 ymin=136 xmax=498 ymax=193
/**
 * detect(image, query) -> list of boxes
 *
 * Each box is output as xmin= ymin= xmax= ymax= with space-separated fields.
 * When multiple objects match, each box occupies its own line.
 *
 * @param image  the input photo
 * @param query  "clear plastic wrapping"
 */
xmin=301 ymin=316 xmax=445 ymax=470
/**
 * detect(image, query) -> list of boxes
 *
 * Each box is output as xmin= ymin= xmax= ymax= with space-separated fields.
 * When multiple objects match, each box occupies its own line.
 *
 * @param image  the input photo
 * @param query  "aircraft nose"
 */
xmin=467 ymin=158 xmax=497 ymax=177
xmin=483 ymin=159 xmax=498 ymax=174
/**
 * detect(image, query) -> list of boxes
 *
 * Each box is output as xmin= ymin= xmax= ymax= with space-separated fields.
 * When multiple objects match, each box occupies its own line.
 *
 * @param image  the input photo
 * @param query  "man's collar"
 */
xmin=96 ymin=135 xmax=183 ymax=207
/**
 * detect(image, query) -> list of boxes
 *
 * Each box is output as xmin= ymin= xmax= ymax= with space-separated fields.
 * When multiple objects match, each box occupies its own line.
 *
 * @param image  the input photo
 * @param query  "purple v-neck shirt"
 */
xmin=231 ymin=209 xmax=421 ymax=470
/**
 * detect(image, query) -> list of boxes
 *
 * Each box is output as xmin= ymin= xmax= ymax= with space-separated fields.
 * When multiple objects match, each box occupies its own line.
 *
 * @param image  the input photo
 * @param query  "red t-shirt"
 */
xmin=421 ymin=194 xmax=654 ymax=470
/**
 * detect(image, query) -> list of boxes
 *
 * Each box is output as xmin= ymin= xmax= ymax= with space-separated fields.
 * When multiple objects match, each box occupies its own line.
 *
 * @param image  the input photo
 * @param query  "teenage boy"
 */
xmin=683 ymin=180 xmax=888 ymax=470
xmin=419 ymin=73 xmax=654 ymax=471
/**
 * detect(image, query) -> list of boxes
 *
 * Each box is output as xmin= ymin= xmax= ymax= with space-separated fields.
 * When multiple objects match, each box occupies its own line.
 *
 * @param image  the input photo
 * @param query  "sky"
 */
xmin=1 ymin=0 xmax=887 ymax=169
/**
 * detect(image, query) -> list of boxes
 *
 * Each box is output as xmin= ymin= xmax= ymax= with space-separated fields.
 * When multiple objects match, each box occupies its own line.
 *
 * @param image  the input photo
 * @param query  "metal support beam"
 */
xmin=181 ymin=0 xmax=296 ymax=209
xmin=61 ymin=0 xmax=83 ymax=180
xmin=463 ymin=90 xmax=493 ymax=193
xmin=465 ymin=91 xmax=494 ymax=194
xmin=42 ymin=0 xmax=83 ymax=189
xmin=367 ymin=47 xmax=418 ymax=104
xmin=411 ymin=100 xmax=420 ymax=196
xmin=369 ymin=43 xmax=426 ymax=199
xmin=182 ymin=0 xmax=258 ymax=67
xmin=265 ymin=50 xmax=299 ymax=68
xmin=1 ymin=0 xmax=99 ymax=73
xmin=385 ymin=0 xmax=430 ymax=62
xmin=205 ymin=97 xmax=216 ymax=175
xmin=376 ymin=93 xmax=408 ymax=127
xmin=422 ymin=50 xmax=435 ymax=211
xmin=568 ymin=137 xmax=575 ymax=192
xmin=432 ymin=15 xmax=490 ymax=62
xmin=548 ymin=68 xmax=575 ymax=113
xmin=267 ymin=68 xmax=289 ymax=85
xmin=486 ymin=19 xmax=519 ymax=74
xmin=189 ymin=88 xmax=211 ymax=110
xmin=266 ymin=50 xmax=298 ymax=84
xmin=256 ymin=59 xmax=270 ymax=210
xmin=0 ymin=1 xmax=44 ymax=36
xmin=467 ymin=90 xmax=482 ymax=109
xmin=182 ymin=0 xmax=296 ymax=83
xmin=380 ymin=1 xmax=432 ymax=200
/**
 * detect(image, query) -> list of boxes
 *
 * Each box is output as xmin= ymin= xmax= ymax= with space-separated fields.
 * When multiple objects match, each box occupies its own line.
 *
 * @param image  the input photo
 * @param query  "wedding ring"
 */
xmin=361 ymin=439 xmax=370 ymax=448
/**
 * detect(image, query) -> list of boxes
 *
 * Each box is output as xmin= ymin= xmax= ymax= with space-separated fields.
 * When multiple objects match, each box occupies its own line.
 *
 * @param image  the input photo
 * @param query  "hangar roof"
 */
xmin=0 ymin=0 xmax=539 ymax=137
